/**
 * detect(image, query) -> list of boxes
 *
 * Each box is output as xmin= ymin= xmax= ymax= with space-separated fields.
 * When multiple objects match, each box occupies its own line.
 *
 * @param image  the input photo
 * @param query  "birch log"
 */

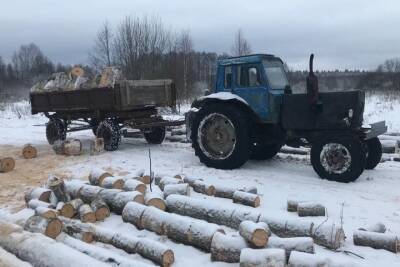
xmin=159 ymin=177 xmax=183 ymax=191
xmin=34 ymin=206 xmax=58 ymax=219
xmin=211 ymin=232 xmax=248 ymax=263
xmin=287 ymin=200 xmax=301 ymax=212
xmin=22 ymin=144 xmax=37 ymax=159
xmin=56 ymin=202 xmax=75 ymax=218
xmin=78 ymin=204 xmax=96 ymax=223
xmin=145 ymin=192 xmax=166 ymax=210
xmin=233 ymin=191 xmax=260 ymax=207
xmin=312 ymin=223 xmax=345 ymax=250
xmin=182 ymin=175 xmax=201 ymax=187
xmin=288 ymin=251 xmax=329 ymax=267
xmin=297 ymin=202 xmax=326 ymax=217
xmin=78 ymin=184 xmax=104 ymax=203
xmin=240 ymin=248 xmax=286 ymax=267
xmin=192 ymin=180 xmax=216 ymax=196
xmin=90 ymin=198 xmax=110 ymax=221
xmin=24 ymin=215 xmax=62 ymax=239
xmin=122 ymin=201 xmax=147 ymax=229
xmin=259 ymin=215 xmax=314 ymax=238
xmin=101 ymin=176 xmax=124 ymax=189
xmin=353 ymin=230 xmax=399 ymax=253
xmin=27 ymin=199 xmax=54 ymax=210
xmin=239 ymin=221 xmax=269 ymax=247
xmin=88 ymin=169 xmax=112 ymax=186
xmin=0 ymin=246 xmax=32 ymax=267
xmin=163 ymin=183 xmax=190 ymax=198
xmin=0 ymin=221 xmax=109 ymax=267
xmin=123 ymin=179 xmax=146 ymax=193
xmin=98 ymin=188 xmax=122 ymax=207
xmin=0 ymin=157 xmax=15 ymax=172
xmin=68 ymin=198 xmax=84 ymax=216
xmin=24 ymin=187 xmax=51 ymax=203
xmin=214 ymin=184 xmax=258 ymax=199
xmin=46 ymin=175 xmax=70 ymax=202
xmin=110 ymin=191 xmax=144 ymax=214
xmin=64 ymin=179 xmax=86 ymax=199
xmin=266 ymin=237 xmax=315 ymax=259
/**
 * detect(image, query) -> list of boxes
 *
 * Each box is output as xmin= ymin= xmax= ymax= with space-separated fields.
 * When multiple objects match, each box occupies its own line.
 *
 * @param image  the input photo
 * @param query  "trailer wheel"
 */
xmin=96 ymin=119 xmax=120 ymax=151
xmin=143 ymin=127 xmax=166 ymax=144
xmin=365 ymin=137 xmax=382 ymax=170
xmin=190 ymin=103 xmax=251 ymax=169
xmin=89 ymin=119 xmax=99 ymax=136
xmin=46 ymin=119 xmax=66 ymax=145
xmin=311 ymin=135 xmax=366 ymax=183
xmin=250 ymin=143 xmax=282 ymax=160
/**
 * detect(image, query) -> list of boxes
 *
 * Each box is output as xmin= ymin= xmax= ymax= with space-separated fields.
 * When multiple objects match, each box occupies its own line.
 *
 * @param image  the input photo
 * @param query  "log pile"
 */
xmin=240 ymin=248 xmax=286 ymax=267
xmin=0 ymin=157 xmax=15 ymax=172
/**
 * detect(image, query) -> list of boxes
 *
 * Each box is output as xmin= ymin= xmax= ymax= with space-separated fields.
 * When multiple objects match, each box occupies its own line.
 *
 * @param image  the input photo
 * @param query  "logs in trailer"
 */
xmin=186 ymin=54 xmax=387 ymax=182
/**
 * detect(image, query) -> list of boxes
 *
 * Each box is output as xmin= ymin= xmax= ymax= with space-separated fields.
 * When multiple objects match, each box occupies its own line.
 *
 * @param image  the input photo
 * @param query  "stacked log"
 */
xmin=110 ymin=191 xmax=144 ymax=214
xmin=163 ymin=183 xmax=190 ymax=198
xmin=78 ymin=204 xmax=96 ymax=223
xmin=24 ymin=215 xmax=62 ymax=239
xmin=123 ymin=179 xmax=146 ymax=193
xmin=159 ymin=177 xmax=184 ymax=191
xmin=47 ymin=175 xmax=70 ymax=202
xmin=0 ymin=246 xmax=32 ymax=267
xmin=0 ymin=157 xmax=15 ymax=172
xmin=22 ymin=144 xmax=37 ymax=159
xmin=297 ymin=202 xmax=325 ymax=217
xmin=136 ymin=175 xmax=152 ymax=184
xmin=122 ymin=202 xmax=224 ymax=252
xmin=27 ymin=199 xmax=54 ymax=210
xmin=353 ymin=230 xmax=399 ymax=253
xmin=240 ymin=248 xmax=286 ymax=267
xmin=166 ymin=195 xmax=261 ymax=229
xmin=233 ymin=191 xmax=260 ymax=207
xmin=0 ymin=221 xmax=109 ymax=267
xmin=211 ymin=232 xmax=248 ymax=263
xmin=88 ymin=169 xmax=112 ymax=186
xmin=90 ymin=198 xmax=110 ymax=221
xmin=144 ymin=192 xmax=166 ymax=210
xmin=266 ymin=237 xmax=315 ymax=259
xmin=24 ymin=187 xmax=51 ymax=203
xmin=259 ymin=215 xmax=314 ymax=238
xmin=101 ymin=176 xmax=124 ymax=189
xmin=78 ymin=184 xmax=104 ymax=203
xmin=192 ymin=180 xmax=216 ymax=196
xmin=214 ymin=184 xmax=258 ymax=199
xmin=56 ymin=202 xmax=75 ymax=218
xmin=68 ymin=198 xmax=84 ymax=216
xmin=64 ymin=180 xmax=86 ymax=199
xmin=34 ymin=207 xmax=58 ymax=219
xmin=239 ymin=221 xmax=269 ymax=247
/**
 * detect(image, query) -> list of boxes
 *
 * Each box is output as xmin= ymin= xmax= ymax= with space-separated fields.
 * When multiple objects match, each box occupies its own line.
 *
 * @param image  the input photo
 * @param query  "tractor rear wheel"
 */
xmin=143 ymin=127 xmax=166 ymax=144
xmin=250 ymin=143 xmax=282 ymax=160
xmin=311 ymin=135 xmax=366 ymax=183
xmin=46 ymin=119 xmax=66 ymax=145
xmin=190 ymin=104 xmax=251 ymax=169
xmin=365 ymin=137 xmax=382 ymax=170
xmin=96 ymin=119 xmax=120 ymax=151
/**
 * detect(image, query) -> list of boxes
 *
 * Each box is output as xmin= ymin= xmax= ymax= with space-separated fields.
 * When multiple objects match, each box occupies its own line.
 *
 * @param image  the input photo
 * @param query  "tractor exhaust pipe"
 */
xmin=306 ymin=54 xmax=321 ymax=112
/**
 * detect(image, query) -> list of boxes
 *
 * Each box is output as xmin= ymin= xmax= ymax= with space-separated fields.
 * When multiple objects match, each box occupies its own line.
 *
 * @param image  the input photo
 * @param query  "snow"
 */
xmin=0 ymin=95 xmax=400 ymax=266
xmin=198 ymin=92 xmax=249 ymax=105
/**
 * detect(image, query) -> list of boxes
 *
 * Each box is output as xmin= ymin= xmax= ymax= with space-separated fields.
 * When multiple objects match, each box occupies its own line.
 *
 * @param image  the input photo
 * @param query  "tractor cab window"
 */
xmin=263 ymin=60 xmax=289 ymax=90
xmin=224 ymin=66 xmax=233 ymax=89
xmin=238 ymin=66 xmax=261 ymax=87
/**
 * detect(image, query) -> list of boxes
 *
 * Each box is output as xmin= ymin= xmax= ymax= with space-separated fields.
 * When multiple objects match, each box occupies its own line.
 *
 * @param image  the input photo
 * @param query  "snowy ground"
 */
xmin=0 ymin=94 xmax=399 ymax=266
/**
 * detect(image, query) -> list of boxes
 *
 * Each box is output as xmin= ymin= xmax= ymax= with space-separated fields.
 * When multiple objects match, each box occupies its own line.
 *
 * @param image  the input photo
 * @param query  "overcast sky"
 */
xmin=0 ymin=0 xmax=399 ymax=70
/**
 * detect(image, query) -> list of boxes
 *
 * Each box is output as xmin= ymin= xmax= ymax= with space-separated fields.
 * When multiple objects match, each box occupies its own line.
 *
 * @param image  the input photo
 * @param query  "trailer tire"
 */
xmin=143 ymin=127 xmax=166 ymax=144
xmin=365 ymin=137 xmax=382 ymax=170
xmin=96 ymin=119 xmax=120 ymax=151
xmin=311 ymin=135 xmax=366 ymax=183
xmin=190 ymin=103 xmax=251 ymax=169
xmin=46 ymin=119 xmax=66 ymax=145
xmin=89 ymin=119 xmax=99 ymax=136
xmin=250 ymin=143 xmax=282 ymax=160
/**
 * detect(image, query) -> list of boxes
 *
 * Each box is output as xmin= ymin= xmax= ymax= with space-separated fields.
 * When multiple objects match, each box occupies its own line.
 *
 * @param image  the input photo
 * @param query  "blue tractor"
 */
xmin=186 ymin=54 xmax=387 ymax=182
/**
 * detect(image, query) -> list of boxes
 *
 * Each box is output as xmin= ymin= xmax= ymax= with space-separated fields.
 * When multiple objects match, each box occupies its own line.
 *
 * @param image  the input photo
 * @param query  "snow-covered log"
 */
xmin=211 ymin=232 xmax=248 ymax=263
xmin=78 ymin=184 xmax=104 ymax=203
xmin=78 ymin=204 xmax=96 ymax=223
xmin=214 ymin=184 xmax=258 ymax=199
xmin=64 ymin=179 xmax=86 ymax=199
xmin=233 ymin=191 xmax=260 ymax=207
xmin=135 ymin=175 xmax=152 ymax=184
xmin=34 ymin=206 xmax=58 ymax=219
xmin=68 ymin=198 xmax=84 ymax=215
xmin=181 ymin=175 xmax=200 ymax=186
xmin=240 ymin=248 xmax=286 ymax=267
xmin=63 ymin=139 xmax=82 ymax=156
xmin=0 ymin=157 xmax=15 ymax=172
xmin=0 ymin=221 xmax=109 ymax=267
xmin=130 ymin=236 xmax=174 ymax=267
xmin=145 ymin=192 xmax=166 ymax=210
xmin=192 ymin=180 xmax=216 ymax=196
xmin=123 ymin=179 xmax=146 ymax=193
xmin=297 ymin=202 xmax=325 ymax=217
xmin=287 ymin=200 xmax=301 ymax=212
xmin=22 ymin=144 xmax=37 ymax=159
xmin=287 ymin=251 xmax=328 ymax=267
xmin=0 ymin=246 xmax=32 ymax=267
xmin=27 ymin=199 xmax=54 ymax=209
xmin=56 ymin=202 xmax=75 ymax=218
xmin=47 ymin=175 xmax=70 ymax=202
xmin=90 ymin=198 xmax=110 ymax=221
xmin=259 ymin=215 xmax=314 ymax=238
xmin=62 ymin=221 xmax=94 ymax=243
xmin=163 ymin=183 xmax=190 ymax=198
xmin=110 ymin=191 xmax=144 ymax=214
xmin=312 ymin=223 xmax=345 ymax=250
xmin=359 ymin=222 xmax=387 ymax=233
xmin=88 ymin=169 xmax=112 ymax=186
xmin=24 ymin=187 xmax=51 ymax=203
xmin=98 ymin=188 xmax=122 ymax=206
xmin=101 ymin=176 xmax=124 ymax=189
xmin=239 ymin=221 xmax=269 ymax=247
xmin=122 ymin=202 xmax=224 ymax=252
xmin=24 ymin=215 xmax=62 ymax=239
xmin=57 ymin=234 xmax=154 ymax=267
xmin=353 ymin=230 xmax=399 ymax=253
xmin=266 ymin=237 xmax=314 ymax=259
xmin=159 ymin=177 xmax=183 ymax=191
xmin=166 ymin=195 xmax=261 ymax=229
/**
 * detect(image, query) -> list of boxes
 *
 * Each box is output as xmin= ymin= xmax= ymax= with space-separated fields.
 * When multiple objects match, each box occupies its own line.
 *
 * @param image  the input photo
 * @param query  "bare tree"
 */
xmin=231 ymin=29 xmax=252 ymax=57
xmin=377 ymin=58 xmax=400 ymax=72
xmin=89 ymin=21 xmax=114 ymax=70
xmin=178 ymin=30 xmax=193 ymax=99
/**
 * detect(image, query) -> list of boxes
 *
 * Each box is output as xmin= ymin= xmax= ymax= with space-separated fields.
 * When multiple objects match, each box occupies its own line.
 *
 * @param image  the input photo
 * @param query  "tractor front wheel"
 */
xmin=311 ymin=135 xmax=366 ymax=183
xmin=365 ymin=137 xmax=382 ymax=170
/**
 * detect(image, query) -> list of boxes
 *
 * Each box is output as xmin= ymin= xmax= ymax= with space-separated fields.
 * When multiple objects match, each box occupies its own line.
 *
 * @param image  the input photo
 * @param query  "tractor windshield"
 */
xmin=263 ymin=60 xmax=289 ymax=90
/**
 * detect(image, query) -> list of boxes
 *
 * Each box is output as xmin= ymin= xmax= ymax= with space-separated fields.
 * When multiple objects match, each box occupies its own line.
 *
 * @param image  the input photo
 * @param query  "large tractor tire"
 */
xmin=190 ymin=104 xmax=251 ymax=169
xmin=250 ymin=143 xmax=282 ymax=160
xmin=143 ymin=127 xmax=166 ymax=144
xmin=365 ymin=137 xmax=382 ymax=170
xmin=96 ymin=119 xmax=121 ymax=151
xmin=311 ymin=134 xmax=366 ymax=183
xmin=46 ymin=119 xmax=66 ymax=145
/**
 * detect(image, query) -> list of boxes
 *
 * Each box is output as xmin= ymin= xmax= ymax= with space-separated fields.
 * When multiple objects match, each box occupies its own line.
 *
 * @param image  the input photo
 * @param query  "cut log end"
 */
xmin=81 ymin=213 xmax=96 ymax=223
xmin=0 ymin=157 xmax=15 ymax=173
xmin=59 ymin=203 xmax=75 ymax=218
xmin=45 ymin=219 xmax=63 ymax=239
xmin=162 ymin=250 xmax=175 ymax=267
xmin=134 ymin=194 xmax=145 ymax=204
xmin=147 ymin=198 xmax=166 ymax=211
xmin=22 ymin=144 xmax=37 ymax=159
xmin=81 ymin=232 xmax=95 ymax=243
xmin=94 ymin=207 xmax=110 ymax=221
xmin=252 ymin=228 xmax=269 ymax=247
xmin=141 ymin=175 xmax=152 ymax=184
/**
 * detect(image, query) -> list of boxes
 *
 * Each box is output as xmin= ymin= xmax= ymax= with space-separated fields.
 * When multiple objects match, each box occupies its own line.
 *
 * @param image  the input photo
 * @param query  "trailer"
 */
xmin=30 ymin=75 xmax=184 ymax=150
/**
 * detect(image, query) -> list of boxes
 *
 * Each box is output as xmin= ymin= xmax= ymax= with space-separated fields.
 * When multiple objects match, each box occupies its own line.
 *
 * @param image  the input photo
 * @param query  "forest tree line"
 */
xmin=1 ymin=15 xmax=400 ymax=102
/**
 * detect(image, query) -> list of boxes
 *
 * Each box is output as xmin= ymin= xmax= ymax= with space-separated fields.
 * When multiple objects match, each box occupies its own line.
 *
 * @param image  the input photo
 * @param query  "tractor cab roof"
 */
xmin=218 ymin=54 xmax=283 ymax=66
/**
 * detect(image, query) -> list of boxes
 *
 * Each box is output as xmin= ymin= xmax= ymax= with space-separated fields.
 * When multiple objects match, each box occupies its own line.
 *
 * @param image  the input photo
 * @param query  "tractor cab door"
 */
xmin=232 ymin=64 xmax=269 ymax=120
